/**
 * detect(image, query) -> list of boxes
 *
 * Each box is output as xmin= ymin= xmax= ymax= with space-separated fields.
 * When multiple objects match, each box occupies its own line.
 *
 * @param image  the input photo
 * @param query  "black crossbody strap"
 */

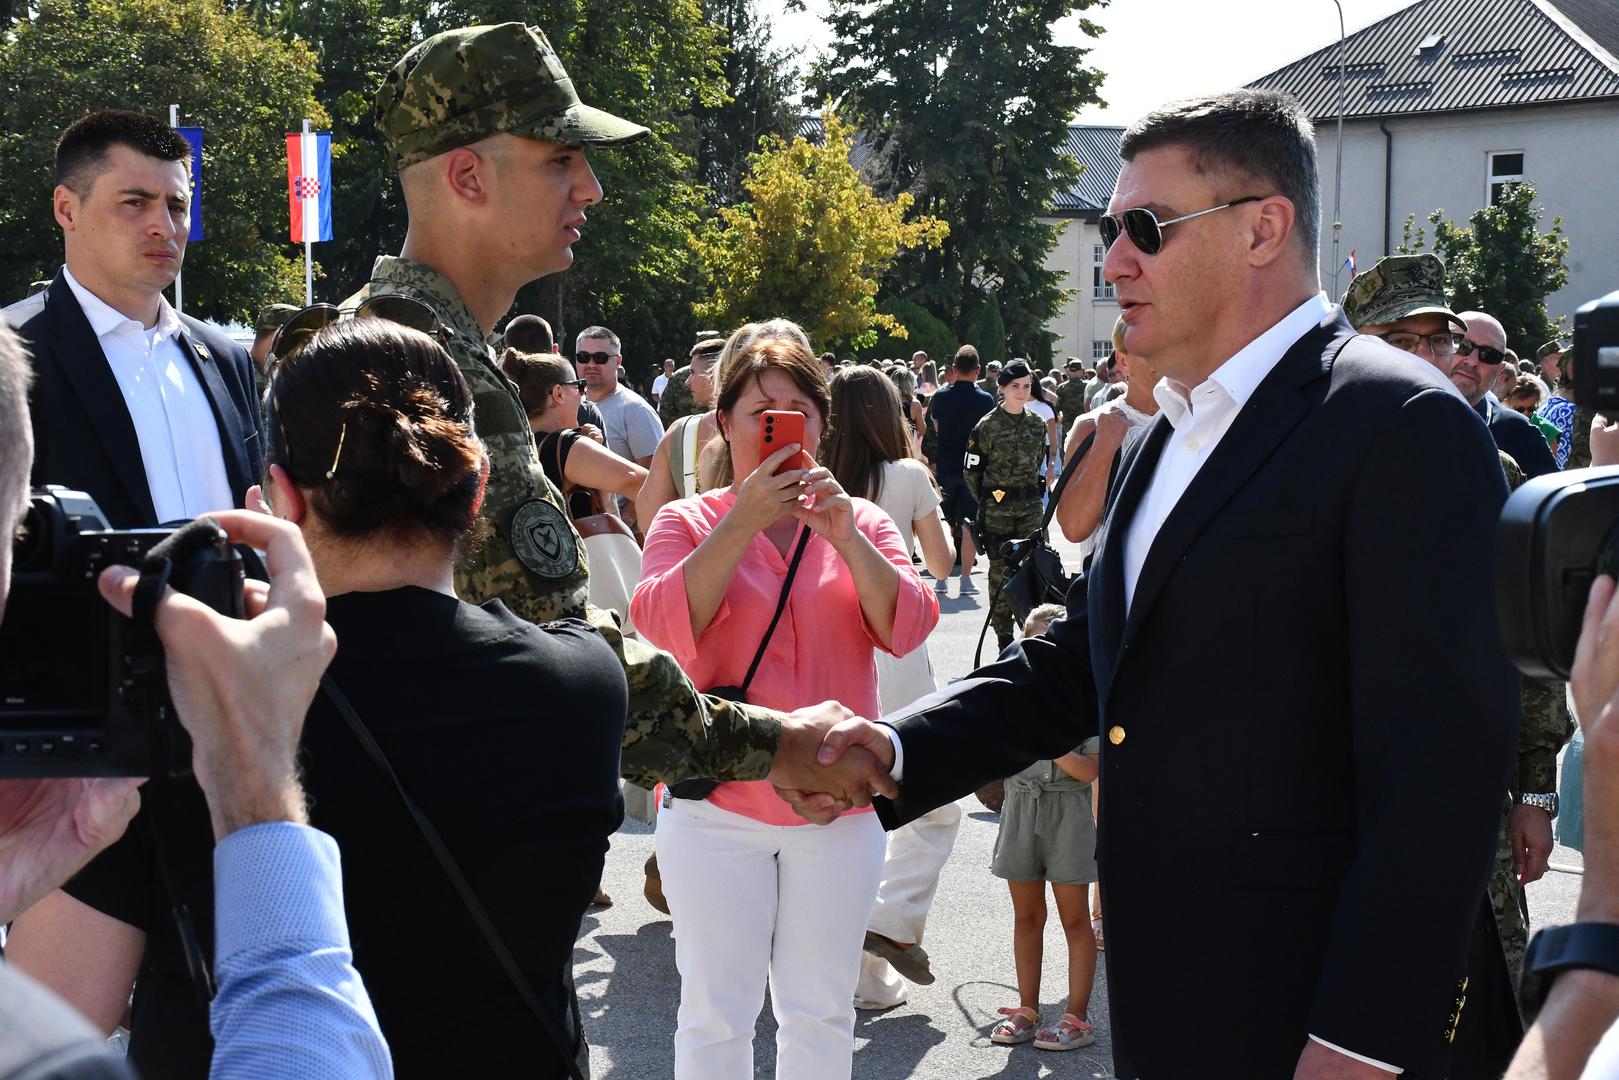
xmin=738 ymin=525 xmax=812 ymax=697
xmin=319 ymin=675 xmax=587 ymax=1080
xmin=1040 ymin=432 xmax=1096 ymax=532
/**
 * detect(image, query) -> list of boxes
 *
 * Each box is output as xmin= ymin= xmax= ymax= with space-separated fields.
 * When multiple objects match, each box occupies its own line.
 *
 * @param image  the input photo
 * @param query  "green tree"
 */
xmin=696 ymin=0 xmax=803 ymax=206
xmin=692 ymin=109 xmax=948 ymax=351
xmin=0 ymin=0 xmax=328 ymax=322
xmin=866 ymin=297 xmax=957 ymax=362
xmin=964 ymin=291 xmax=1008 ymax=369
xmin=809 ymin=0 xmax=1104 ymax=365
xmin=1397 ymin=182 xmax=1570 ymax=352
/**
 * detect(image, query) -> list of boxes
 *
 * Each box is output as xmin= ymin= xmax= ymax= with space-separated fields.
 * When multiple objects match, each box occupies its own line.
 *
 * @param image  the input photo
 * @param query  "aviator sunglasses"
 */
xmin=1099 ymin=195 xmax=1266 ymax=256
xmin=271 ymin=295 xmax=447 ymax=364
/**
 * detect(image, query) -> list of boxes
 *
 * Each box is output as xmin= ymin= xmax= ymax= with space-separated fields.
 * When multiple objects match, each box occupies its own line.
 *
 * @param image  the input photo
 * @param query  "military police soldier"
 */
xmin=964 ymin=360 xmax=1048 ymax=651
xmin=1345 ymin=255 xmax=1574 ymax=986
xmin=356 ymin=23 xmax=894 ymax=800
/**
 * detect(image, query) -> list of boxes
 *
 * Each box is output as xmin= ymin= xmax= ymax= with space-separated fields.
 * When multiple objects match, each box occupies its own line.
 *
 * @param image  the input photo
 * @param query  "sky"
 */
xmin=759 ymin=0 xmax=1419 ymax=125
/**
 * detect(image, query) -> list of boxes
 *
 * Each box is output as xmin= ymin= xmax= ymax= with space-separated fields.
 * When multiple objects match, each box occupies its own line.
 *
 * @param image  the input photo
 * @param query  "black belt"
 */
xmin=987 ymin=483 xmax=1043 ymax=501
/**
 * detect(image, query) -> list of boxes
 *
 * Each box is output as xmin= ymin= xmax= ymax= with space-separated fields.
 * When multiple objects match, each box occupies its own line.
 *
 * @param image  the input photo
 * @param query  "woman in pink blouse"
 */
xmin=631 ymin=331 xmax=938 ymax=1080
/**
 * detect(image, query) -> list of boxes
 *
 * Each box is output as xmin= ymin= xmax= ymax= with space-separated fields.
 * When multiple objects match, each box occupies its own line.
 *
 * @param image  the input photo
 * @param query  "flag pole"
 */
xmin=170 ymin=104 xmax=183 ymax=314
xmin=302 ymin=118 xmax=314 ymax=306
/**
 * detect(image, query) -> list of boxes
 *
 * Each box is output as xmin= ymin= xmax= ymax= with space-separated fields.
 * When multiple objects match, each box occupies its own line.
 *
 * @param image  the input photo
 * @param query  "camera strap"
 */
xmin=319 ymin=675 xmax=589 ymax=1080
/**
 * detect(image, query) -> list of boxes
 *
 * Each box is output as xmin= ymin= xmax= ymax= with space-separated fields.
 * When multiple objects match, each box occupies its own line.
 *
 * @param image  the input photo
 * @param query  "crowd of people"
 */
xmin=0 ymin=16 xmax=1614 ymax=1080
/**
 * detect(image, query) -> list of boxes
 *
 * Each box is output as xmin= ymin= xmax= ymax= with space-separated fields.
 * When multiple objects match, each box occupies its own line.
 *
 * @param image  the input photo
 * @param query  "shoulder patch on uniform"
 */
xmin=510 ymin=498 xmax=579 ymax=580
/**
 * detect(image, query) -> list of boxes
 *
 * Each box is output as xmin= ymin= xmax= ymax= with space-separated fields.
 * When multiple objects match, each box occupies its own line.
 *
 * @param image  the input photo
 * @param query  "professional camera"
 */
xmin=1497 ymin=290 xmax=1619 ymax=679
xmin=0 ymin=487 xmax=244 ymax=778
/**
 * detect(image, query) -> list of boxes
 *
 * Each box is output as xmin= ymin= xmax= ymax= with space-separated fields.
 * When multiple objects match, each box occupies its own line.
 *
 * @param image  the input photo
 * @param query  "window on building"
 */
xmin=1092 ymin=243 xmax=1115 ymax=300
xmin=1092 ymin=339 xmax=1112 ymax=361
xmin=1487 ymin=151 xmax=1524 ymax=205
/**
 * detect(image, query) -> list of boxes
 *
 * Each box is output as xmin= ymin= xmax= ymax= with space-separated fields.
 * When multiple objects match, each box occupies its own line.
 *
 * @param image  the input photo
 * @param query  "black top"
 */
xmin=536 ymin=428 xmax=598 ymax=518
xmin=1478 ymin=394 xmax=1560 ymax=479
xmin=65 ymin=588 xmax=628 ymax=1080
xmin=928 ymin=381 xmax=996 ymax=478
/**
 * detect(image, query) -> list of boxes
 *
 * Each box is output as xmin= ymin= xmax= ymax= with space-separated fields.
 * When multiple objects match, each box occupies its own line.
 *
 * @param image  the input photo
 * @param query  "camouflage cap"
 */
xmin=1537 ymin=338 xmax=1572 ymax=359
xmin=255 ymin=303 xmax=301 ymax=334
xmin=1340 ymin=253 xmax=1465 ymax=331
xmin=376 ymin=23 xmax=649 ymax=171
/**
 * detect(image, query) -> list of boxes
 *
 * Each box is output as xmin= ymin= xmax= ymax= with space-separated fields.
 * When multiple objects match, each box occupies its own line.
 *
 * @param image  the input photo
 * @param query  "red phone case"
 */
xmin=759 ymin=410 xmax=807 ymax=475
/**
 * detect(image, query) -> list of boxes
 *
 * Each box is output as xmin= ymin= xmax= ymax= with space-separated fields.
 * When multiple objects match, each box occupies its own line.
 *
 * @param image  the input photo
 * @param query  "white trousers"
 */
xmin=656 ymin=798 xmax=887 ymax=1080
xmin=855 ymin=801 xmax=964 ymax=1007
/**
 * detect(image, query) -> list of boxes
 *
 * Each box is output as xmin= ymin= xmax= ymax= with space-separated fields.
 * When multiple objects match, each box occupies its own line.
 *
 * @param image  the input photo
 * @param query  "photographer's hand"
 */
xmin=0 ymin=777 xmax=142 ymax=925
xmin=1590 ymin=413 xmax=1619 ymax=468
xmin=98 ymin=510 xmax=337 ymax=842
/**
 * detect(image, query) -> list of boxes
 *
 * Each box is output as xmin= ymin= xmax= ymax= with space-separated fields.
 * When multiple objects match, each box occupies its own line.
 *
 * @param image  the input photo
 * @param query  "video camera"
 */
xmin=1497 ymin=290 xmax=1619 ymax=679
xmin=0 ymin=487 xmax=244 ymax=778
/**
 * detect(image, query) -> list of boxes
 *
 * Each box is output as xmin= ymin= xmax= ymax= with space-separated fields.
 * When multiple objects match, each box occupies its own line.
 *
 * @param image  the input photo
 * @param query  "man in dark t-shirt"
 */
xmin=928 ymin=344 xmax=996 ymax=596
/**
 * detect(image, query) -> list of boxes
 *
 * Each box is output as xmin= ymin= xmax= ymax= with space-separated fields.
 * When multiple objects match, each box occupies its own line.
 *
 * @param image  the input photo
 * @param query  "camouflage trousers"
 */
xmin=1489 ymin=805 xmax=1530 ymax=990
xmin=983 ymin=502 xmax=1044 ymax=649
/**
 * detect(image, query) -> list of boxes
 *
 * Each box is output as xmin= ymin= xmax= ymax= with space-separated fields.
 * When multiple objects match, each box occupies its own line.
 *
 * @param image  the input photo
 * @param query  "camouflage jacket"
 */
xmin=347 ymin=256 xmax=781 ymax=787
xmin=1568 ymin=402 xmax=1595 ymax=470
xmin=965 ymin=406 xmax=1047 ymax=526
xmin=658 ymin=365 xmax=702 ymax=427
xmin=1055 ymin=379 xmax=1090 ymax=428
xmin=1499 ymin=451 xmax=1574 ymax=793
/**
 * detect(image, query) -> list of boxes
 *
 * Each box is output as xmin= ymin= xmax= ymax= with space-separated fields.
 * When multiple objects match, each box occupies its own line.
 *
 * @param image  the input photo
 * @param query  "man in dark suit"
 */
xmin=4 ymin=110 xmax=261 ymax=527
xmin=1452 ymin=309 xmax=1560 ymax=479
xmin=806 ymin=90 xmax=1518 ymax=1078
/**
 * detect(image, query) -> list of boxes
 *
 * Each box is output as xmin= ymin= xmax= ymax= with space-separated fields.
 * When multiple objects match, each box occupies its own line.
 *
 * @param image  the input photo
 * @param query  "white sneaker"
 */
xmin=934 ymin=577 xmax=951 ymax=596
xmin=959 ymin=577 xmax=979 ymax=595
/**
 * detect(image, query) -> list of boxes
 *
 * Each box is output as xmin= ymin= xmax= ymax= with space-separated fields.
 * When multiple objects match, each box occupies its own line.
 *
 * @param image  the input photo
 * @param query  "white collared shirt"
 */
xmin=62 ymin=266 xmax=233 ymax=523
xmin=1121 ymin=292 xmax=1332 ymax=612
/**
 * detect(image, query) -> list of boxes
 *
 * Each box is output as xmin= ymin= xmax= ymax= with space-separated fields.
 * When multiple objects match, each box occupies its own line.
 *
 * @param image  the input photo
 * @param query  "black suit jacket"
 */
xmin=1479 ymin=393 xmax=1559 ymax=479
xmin=7 ymin=269 xmax=263 ymax=527
xmin=877 ymin=311 xmax=1518 ymax=1078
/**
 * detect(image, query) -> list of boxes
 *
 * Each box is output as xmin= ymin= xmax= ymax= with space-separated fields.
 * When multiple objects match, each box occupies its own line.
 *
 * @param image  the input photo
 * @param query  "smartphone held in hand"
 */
xmin=759 ymin=410 xmax=808 ymax=475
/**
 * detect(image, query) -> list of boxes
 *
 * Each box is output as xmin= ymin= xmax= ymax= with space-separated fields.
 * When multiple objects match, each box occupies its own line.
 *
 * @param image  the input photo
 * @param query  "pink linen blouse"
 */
xmin=631 ymin=489 xmax=939 ymax=826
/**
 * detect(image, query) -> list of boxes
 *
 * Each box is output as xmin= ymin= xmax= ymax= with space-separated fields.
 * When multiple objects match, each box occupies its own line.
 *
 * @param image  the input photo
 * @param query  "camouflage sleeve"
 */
xmin=1569 ymin=404 xmax=1594 ymax=470
xmin=1499 ymin=450 xmax=1526 ymax=492
xmin=583 ymin=605 xmax=783 ymax=788
xmin=1516 ymin=677 xmax=1575 ymax=795
xmin=964 ymin=423 xmax=987 ymax=503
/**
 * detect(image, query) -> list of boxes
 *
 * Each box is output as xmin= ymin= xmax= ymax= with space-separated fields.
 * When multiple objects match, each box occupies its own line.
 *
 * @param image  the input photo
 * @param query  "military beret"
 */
xmin=255 ymin=303 xmax=301 ymax=334
xmin=998 ymin=360 xmax=1033 ymax=386
xmin=1341 ymin=253 xmax=1465 ymax=332
xmin=376 ymin=23 xmax=648 ymax=171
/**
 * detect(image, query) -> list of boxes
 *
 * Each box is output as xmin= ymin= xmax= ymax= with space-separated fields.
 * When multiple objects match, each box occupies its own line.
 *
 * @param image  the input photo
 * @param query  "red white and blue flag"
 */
xmin=286 ymin=132 xmax=332 ymax=244
xmin=1343 ymin=249 xmax=1357 ymax=281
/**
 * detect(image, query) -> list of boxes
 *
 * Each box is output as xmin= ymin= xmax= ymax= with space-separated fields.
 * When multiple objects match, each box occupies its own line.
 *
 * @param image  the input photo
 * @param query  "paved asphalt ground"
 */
xmin=578 ymin=528 xmax=1585 ymax=1079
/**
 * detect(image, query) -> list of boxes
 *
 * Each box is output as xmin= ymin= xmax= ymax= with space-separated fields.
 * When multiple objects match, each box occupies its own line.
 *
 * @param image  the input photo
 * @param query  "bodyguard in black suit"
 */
xmin=4 ymin=111 xmax=262 ymax=528
xmin=818 ymin=92 xmax=1519 ymax=1078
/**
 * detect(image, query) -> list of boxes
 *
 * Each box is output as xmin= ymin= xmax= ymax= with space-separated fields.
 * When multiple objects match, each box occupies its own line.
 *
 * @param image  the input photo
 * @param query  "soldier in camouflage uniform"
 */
xmin=1054 ymin=357 xmax=1090 ymax=448
xmin=965 ymin=360 xmax=1048 ymax=650
xmin=1345 ymin=256 xmax=1575 ymax=989
xmin=361 ymin=23 xmax=894 ymax=797
xmin=658 ymin=365 xmax=696 ymax=426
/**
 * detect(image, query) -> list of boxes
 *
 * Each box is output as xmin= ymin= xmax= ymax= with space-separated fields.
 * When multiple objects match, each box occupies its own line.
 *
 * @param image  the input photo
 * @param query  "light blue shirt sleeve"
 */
xmin=211 ymin=822 xmax=393 ymax=1079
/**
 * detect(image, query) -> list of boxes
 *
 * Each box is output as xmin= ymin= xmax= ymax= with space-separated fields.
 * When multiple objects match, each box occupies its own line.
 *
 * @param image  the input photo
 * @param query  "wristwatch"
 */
xmin=1520 ymin=923 xmax=1619 ymax=1023
xmin=1519 ymin=791 xmax=1559 ymax=818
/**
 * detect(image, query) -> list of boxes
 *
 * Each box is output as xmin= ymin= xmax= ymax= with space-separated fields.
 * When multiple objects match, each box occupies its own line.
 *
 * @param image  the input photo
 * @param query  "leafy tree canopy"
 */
xmin=1397 ymin=182 xmax=1570 ymax=354
xmin=692 ymin=109 xmax=948 ymax=351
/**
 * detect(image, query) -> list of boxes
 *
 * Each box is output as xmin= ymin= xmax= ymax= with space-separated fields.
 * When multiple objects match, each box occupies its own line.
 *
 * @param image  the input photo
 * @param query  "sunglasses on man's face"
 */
xmin=1098 ymin=195 xmax=1266 ymax=256
xmin=1455 ymin=338 xmax=1508 ymax=366
xmin=575 ymin=350 xmax=615 ymax=365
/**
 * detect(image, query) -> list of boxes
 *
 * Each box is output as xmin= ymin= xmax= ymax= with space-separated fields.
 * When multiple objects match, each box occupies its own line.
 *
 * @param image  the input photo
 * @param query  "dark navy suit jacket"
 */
xmin=875 ymin=311 xmax=1518 ymax=1078
xmin=1479 ymin=393 xmax=1559 ymax=479
xmin=7 ymin=269 xmax=263 ymax=527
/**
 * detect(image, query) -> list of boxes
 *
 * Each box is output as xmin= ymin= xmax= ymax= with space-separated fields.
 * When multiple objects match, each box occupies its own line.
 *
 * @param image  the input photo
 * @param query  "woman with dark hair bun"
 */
xmin=14 ymin=318 xmax=629 ymax=1080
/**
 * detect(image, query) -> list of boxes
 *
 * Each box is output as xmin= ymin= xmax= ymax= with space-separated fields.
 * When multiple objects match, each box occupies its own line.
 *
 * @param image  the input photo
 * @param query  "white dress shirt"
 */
xmin=63 ymin=267 xmax=234 ymax=523
xmin=885 ymin=293 xmax=1403 ymax=1074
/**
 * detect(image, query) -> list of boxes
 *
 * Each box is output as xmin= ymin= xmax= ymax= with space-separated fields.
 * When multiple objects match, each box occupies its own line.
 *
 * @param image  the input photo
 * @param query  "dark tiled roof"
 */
xmin=1051 ymin=125 xmax=1124 ymax=214
xmin=1247 ymin=0 xmax=1619 ymax=121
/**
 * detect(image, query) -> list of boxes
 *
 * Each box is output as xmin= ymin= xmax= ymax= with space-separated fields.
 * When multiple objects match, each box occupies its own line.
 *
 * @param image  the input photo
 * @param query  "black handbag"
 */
xmin=669 ymin=525 xmax=813 ymax=800
xmin=973 ymin=432 xmax=1095 ymax=666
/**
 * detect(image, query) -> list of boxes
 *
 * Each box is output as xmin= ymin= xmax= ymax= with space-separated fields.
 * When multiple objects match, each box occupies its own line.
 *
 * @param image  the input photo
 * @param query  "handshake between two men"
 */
xmin=766 ymin=706 xmax=899 ymax=825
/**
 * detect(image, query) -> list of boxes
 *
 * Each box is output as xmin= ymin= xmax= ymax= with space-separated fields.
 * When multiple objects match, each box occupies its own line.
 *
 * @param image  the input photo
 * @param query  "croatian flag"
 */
xmin=1344 ymin=249 xmax=1358 ymax=280
xmin=285 ymin=132 xmax=332 ymax=243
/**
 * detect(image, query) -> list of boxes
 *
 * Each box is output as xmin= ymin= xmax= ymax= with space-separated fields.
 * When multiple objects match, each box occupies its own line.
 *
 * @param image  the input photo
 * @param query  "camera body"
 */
xmin=1498 ymin=291 xmax=1619 ymax=679
xmin=0 ymin=487 xmax=244 ymax=778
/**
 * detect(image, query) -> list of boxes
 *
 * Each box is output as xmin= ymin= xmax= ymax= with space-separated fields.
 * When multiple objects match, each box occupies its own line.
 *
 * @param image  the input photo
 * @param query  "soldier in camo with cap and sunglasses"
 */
xmin=351 ymin=24 xmax=898 ymax=808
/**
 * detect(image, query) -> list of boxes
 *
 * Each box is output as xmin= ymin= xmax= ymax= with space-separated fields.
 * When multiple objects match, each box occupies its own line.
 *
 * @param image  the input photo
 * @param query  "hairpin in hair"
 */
xmin=325 ymin=422 xmax=347 ymax=480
